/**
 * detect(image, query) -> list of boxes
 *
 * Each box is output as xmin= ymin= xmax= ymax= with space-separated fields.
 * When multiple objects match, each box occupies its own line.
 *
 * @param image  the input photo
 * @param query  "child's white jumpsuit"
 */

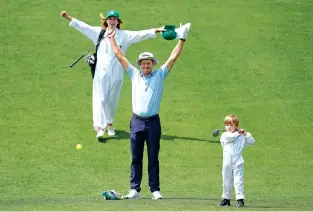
xmin=220 ymin=131 xmax=255 ymax=200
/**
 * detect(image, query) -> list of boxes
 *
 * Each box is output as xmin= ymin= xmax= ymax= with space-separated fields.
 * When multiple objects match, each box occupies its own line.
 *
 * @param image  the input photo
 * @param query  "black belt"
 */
xmin=133 ymin=113 xmax=159 ymax=121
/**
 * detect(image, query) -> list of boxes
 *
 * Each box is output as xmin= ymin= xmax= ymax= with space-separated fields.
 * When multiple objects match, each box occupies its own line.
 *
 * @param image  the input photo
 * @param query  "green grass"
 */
xmin=1 ymin=0 xmax=313 ymax=210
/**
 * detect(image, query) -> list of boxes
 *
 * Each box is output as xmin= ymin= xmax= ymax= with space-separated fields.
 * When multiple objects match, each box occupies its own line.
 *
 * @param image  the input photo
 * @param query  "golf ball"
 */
xmin=76 ymin=144 xmax=82 ymax=150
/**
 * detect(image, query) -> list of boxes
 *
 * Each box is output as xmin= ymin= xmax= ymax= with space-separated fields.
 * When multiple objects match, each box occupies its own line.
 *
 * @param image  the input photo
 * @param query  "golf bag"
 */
xmin=86 ymin=29 xmax=106 ymax=79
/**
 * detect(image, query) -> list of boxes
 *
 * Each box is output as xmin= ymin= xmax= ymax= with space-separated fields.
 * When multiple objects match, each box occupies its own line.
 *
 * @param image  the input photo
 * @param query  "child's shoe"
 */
xmin=237 ymin=199 xmax=245 ymax=207
xmin=218 ymin=199 xmax=230 ymax=206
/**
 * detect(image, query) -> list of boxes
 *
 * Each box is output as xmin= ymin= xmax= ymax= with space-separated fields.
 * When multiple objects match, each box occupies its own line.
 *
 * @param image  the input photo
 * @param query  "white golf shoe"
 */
xmin=175 ymin=22 xmax=191 ymax=40
xmin=107 ymin=126 xmax=116 ymax=136
xmin=96 ymin=128 xmax=105 ymax=140
xmin=123 ymin=189 xmax=140 ymax=199
xmin=152 ymin=191 xmax=163 ymax=200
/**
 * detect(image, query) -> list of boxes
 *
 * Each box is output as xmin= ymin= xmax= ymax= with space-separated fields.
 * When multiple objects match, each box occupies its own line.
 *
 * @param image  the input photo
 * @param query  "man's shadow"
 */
xmin=98 ymin=130 xmax=219 ymax=144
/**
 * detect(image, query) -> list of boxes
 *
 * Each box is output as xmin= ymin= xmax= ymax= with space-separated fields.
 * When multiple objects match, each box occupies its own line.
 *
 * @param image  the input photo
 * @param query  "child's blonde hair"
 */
xmin=224 ymin=114 xmax=240 ymax=127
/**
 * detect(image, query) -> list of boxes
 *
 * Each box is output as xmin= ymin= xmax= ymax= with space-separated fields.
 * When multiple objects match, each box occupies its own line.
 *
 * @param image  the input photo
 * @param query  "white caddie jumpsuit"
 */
xmin=220 ymin=131 xmax=255 ymax=200
xmin=69 ymin=18 xmax=157 ymax=131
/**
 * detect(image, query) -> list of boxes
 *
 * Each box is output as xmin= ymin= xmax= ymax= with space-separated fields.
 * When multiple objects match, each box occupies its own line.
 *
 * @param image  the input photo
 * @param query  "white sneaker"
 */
xmin=96 ymin=129 xmax=105 ymax=140
xmin=123 ymin=189 xmax=140 ymax=199
xmin=107 ymin=126 xmax=116 ymax=136
xmin=152 ymin=191 xmax=163 ymax=200
xmin=175 ymin=22 xmax=191 ymax=40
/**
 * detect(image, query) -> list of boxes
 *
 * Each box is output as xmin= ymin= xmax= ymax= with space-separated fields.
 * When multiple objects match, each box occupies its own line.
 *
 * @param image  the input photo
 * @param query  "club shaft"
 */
xmin=69 ymin=45 xmax=97 ymax=68
xmin=219 ymin=129 xmax=243 ymax=132
xmin=69 ymin=54 xmax=87 ymax=68
xmin=69 ymin=32 xmax=111 ymax=68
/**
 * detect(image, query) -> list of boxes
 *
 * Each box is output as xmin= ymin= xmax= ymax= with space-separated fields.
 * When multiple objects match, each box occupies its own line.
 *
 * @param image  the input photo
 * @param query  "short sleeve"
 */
xmin=127 ymin=64 xmax=139 ymax=80
xmin=159 ymin=64 xmax=169 ymax=79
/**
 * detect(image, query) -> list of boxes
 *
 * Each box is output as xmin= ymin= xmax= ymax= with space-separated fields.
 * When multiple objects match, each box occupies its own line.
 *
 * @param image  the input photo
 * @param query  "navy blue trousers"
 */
xmin=129 ymin=114 xmax=161 ymax=193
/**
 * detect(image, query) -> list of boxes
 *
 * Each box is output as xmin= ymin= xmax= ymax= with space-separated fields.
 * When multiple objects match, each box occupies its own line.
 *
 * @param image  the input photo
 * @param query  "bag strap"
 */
xmin=96 ymin=29 xmax=106 ymax=51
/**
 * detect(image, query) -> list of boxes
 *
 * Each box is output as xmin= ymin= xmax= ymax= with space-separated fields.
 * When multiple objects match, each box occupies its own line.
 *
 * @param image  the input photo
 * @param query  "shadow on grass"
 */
xmin=161 ymin=135 xmax=219 ymax=143
xmin=158 ymin=197 xmax=219 ymax=201
xmin=97 ymin=130 xmax=130 ymax=143
xmin=98 ymin=130 xmax=219 ymax=144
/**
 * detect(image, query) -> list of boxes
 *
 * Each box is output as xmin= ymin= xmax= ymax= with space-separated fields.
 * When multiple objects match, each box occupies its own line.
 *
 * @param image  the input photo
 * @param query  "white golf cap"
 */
xmin=136 ymin=52 xmax=159 ymax=67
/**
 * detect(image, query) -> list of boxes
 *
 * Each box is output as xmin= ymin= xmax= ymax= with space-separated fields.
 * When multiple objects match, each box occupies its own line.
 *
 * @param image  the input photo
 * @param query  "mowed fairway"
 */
xmin=1 ymin=0 xmax=312 ymax=210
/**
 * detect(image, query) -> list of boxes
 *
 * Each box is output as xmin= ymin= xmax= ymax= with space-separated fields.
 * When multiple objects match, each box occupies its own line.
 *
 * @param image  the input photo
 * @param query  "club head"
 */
xmin=212 ymin=129 xmax=220 ymax=137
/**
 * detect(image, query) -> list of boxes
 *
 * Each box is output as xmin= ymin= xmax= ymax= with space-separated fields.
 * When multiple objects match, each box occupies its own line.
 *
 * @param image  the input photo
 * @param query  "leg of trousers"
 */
xmin=233 ymin=163 xmax=245 ymax=200
xmin=145 ymin=116 xmax=161 ymax=192
xmin=129 ymin=117 xmax=145 ymax=192
xmin=222 ymin=163 xmax=233 ymax=199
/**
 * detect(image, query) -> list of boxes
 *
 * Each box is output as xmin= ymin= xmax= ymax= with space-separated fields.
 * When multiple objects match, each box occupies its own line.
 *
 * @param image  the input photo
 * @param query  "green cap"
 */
xmin=106 ymin=10 xmax=119 ymax=19
xmin=161 ymin=25 xmax=177 ymax=40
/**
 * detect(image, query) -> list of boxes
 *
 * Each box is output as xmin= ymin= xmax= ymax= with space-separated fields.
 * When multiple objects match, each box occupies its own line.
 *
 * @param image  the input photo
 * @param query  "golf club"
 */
xmin=212 ymin=128 xmax=245 ymax=137
xmin=69 ymin=27 xmax=115 ymax=68
xmin=212 ymin=128 xmax=225 ymax=137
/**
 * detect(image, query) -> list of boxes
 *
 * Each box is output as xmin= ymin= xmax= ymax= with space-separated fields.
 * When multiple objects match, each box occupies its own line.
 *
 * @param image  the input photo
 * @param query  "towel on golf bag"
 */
xmin=102 ymin=190 xmax=123 ymax=200
xmin=85 ymin=28 xmax=106 ymax=79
